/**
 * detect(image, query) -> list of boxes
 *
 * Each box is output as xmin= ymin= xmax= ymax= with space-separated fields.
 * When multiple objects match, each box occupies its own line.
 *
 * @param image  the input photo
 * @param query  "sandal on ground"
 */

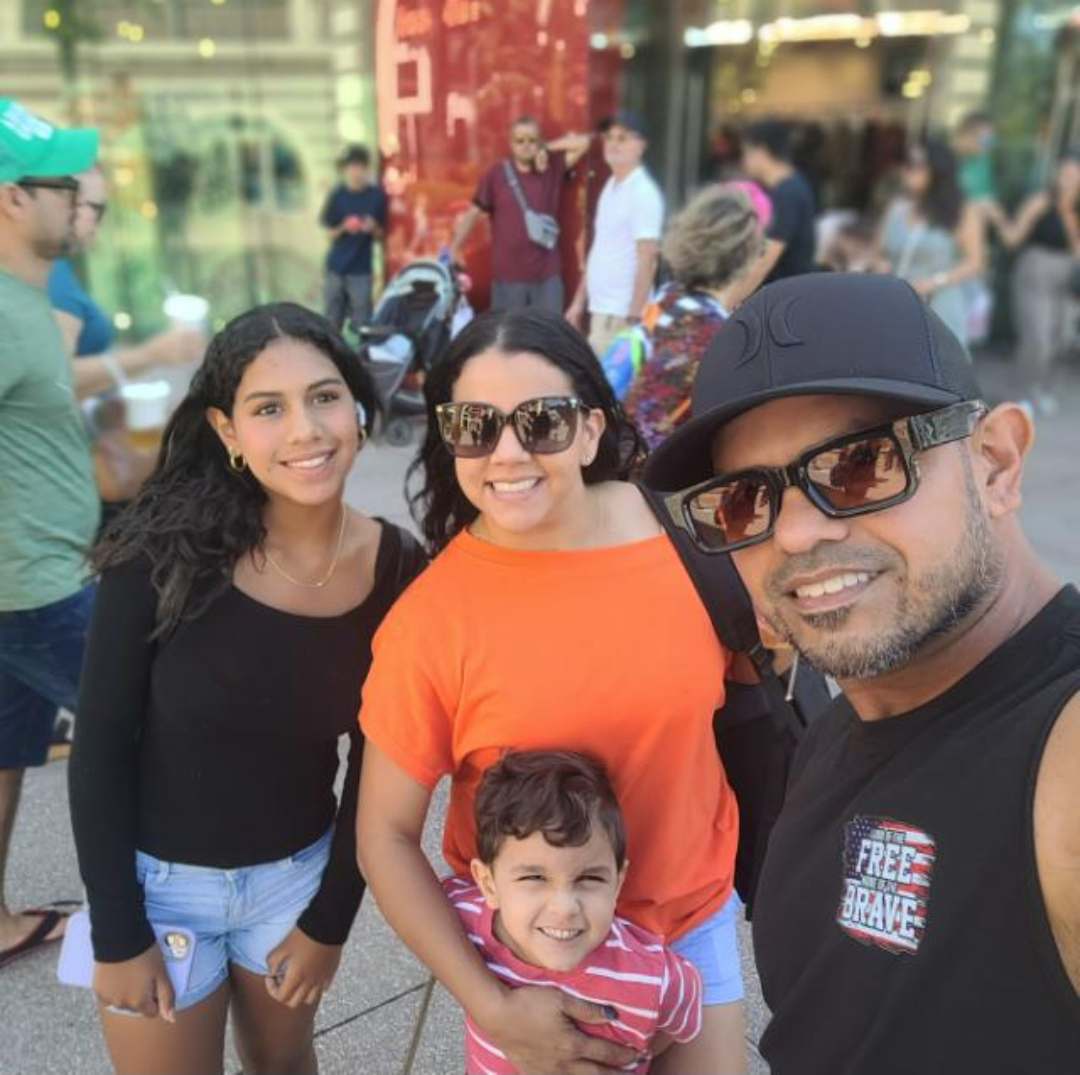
xmin=0 ymin=901 xmax=81 ymax=969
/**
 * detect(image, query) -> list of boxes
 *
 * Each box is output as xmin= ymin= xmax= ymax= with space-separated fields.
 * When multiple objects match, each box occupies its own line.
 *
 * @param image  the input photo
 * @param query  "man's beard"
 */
xmin=764 ymin=466 xmax=1005 ymax=680
xmin=33 ymin=230 xmax=71 ymax=261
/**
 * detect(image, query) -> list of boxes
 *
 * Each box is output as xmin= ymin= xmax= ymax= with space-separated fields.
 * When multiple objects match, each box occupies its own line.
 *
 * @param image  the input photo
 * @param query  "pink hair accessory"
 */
xmin=724 ymin=179 xmax=773 ymax=229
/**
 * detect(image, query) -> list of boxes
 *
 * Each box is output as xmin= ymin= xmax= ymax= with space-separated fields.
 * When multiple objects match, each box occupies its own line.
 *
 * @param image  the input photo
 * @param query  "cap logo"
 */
xmin=734 ymin=294 xmax=803 ymax=369
xmin=1 ymin=103 xmax=53 ymax=144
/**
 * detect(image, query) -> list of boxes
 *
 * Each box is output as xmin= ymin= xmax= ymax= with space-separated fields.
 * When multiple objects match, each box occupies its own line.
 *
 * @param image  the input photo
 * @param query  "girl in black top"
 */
xmin=69 ymin=303 xmax=425 ymax=1074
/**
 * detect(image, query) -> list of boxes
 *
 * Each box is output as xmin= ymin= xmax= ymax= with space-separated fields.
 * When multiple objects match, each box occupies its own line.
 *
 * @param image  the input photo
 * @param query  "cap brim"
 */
xmin=26 ymin=127 xmax=98 ymax=180
xmin=642 ymin=378 xmax=965 ymax=492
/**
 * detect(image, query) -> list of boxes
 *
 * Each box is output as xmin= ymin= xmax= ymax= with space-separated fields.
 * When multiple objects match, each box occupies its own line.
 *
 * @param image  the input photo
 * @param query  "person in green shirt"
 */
xmin=0 ymin=98 xmax=98 ymax=970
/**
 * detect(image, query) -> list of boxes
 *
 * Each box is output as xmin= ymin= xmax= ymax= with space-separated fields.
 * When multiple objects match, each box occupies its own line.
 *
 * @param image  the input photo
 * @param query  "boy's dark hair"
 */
xmin=957 ymin=111 xmax=992 ymax=134
xmin=742 ymin=119 xmax=792 ymax=162
xmin=474 ymin=751 xmax=626 ymax=869
xmin=339 ymin=144 xmax=370 ymax=167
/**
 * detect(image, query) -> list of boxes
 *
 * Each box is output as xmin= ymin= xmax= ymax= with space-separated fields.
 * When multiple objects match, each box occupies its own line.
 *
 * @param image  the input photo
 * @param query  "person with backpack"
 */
xmin=357 ymin=308 xmax=749 ymax=1075
xmin=643 ymin=272 xmax=1080 ymax=1074
xmin=449 ymin=116 xmax=589 ymax=314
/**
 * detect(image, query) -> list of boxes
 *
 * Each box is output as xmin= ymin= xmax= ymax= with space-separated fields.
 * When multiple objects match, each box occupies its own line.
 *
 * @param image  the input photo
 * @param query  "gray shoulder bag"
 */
xmin=502 ymin=160 xmax=560 ymax=250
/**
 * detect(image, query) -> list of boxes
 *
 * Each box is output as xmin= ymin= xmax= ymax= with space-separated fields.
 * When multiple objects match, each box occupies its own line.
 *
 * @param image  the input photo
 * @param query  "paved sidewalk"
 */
xmin=2 ymin=356 xmax=1077 ymax=1074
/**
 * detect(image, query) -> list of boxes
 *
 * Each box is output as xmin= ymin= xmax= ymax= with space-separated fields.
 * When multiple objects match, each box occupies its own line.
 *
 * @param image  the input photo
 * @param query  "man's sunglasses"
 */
xmin=663 ymin=399 xmax=987 ymax=555
xmin=16 ymin=177 xmax=80 ymax=195
xmin=435 ymin=396 xmax=587 ymax=458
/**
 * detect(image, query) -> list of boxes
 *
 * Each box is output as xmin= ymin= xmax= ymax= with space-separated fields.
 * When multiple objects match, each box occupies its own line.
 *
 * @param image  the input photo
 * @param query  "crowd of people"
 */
xmin=1 ymin=92 xmax=1079 ymax=1075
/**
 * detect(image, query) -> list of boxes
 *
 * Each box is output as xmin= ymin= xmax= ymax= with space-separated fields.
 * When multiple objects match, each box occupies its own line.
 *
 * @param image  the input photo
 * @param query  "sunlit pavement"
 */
xmin=3 ymin=354 xmax=1077 ymax=1074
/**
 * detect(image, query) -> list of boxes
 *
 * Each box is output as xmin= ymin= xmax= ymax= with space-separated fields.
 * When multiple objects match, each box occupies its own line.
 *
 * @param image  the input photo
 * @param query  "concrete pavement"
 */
xmin=2 ymin=354 xmax=1078 ymax=1074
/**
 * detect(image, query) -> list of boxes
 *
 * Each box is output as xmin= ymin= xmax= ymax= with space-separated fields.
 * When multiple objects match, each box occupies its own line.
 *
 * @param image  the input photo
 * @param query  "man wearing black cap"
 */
xmin=644 ymin=273 xmax=1080 ymax=1072
xmin=320 ymin=144 xmax=386 ymax=335
xmin=566 ymin=110 xmax=664 ymax=356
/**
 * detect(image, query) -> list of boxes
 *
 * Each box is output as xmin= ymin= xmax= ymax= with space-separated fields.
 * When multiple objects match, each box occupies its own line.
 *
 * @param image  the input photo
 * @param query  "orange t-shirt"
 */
xmin=360 ymin=530 xmax=738 ymax=941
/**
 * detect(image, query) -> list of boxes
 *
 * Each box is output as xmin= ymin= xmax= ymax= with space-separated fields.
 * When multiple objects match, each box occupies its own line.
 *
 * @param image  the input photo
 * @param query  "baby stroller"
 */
xmin=358 ymin=259 xmax=462 ymax=446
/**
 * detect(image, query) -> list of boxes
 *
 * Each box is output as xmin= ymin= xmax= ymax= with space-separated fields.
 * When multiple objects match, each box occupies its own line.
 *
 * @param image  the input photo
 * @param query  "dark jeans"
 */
xmin=0 ymin=585 xmax=95 ymax=769
xmin=323 ymin=272 xmax=373 ymax=336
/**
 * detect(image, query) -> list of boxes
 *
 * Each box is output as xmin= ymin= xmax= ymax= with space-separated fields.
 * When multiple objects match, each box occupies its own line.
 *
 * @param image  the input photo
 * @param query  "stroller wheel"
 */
xmin=385 ymin=416 xmax=414 ymax=447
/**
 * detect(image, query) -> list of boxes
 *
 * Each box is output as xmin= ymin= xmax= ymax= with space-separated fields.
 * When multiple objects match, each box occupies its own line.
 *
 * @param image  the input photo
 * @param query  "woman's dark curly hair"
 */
xmin=907 ymin=137 xmax=963 ymax=233
xmin=408 ymin=308 xmax=646 ymax=555
xmin=91 ymin=302 xmax=378 ymax=637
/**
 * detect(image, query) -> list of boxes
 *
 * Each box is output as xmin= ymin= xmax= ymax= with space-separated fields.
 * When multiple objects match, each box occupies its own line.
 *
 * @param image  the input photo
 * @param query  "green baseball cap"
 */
xmin=0 ymin=98 xmax=98 ymax=183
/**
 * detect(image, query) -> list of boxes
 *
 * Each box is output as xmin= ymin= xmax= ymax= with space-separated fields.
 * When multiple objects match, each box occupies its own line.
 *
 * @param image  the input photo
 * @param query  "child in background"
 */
xmin=443 ymin=751 xmax=703 ymax=1075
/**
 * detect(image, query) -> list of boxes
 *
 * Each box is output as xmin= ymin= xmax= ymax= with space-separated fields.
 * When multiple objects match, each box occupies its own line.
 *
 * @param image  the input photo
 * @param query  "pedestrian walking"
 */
xmin=566 ymin=111 xmax=665 ymax=356
xmin=69 ymin=303 xmax=425 ymax=1073
xmin=0 ymin=98 xmax=98 ymax=971
xmin=644 ymin=272 xmax=1080 ymax=1075
xmin=320 ymin=145 xmax=387 ymax=337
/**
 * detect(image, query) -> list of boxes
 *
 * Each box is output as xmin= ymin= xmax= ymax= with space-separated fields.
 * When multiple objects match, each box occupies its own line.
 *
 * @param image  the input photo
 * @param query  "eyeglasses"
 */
xmin=435 ymin=396 xmax=587 ymax=458
xmin=78 ymin=199 xmax=107 ymax=221
xmin=662 ymin=400 xmax=987 ymax=555
xmin=16 ymin=177 xmax=80 ymax=195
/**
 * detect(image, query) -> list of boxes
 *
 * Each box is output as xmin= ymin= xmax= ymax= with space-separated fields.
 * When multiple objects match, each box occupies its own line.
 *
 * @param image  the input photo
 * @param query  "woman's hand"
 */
xmin=93 ymin=944 xmax=176 ymax=1022
xmin=265 ymin=927 xmax=342 ymax=1009
xmin=479 ymin=985 xmax=640 ymax=1074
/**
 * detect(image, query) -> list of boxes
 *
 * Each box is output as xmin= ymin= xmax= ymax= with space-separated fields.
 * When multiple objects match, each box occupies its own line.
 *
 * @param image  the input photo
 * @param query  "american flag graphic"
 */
xmin=836 ymin=815 xmax=937 ymax=956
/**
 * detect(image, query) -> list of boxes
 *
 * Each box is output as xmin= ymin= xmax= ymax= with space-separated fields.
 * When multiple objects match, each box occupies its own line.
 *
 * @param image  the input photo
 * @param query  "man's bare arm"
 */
xmin=628 ymin=239 xmax=660 ymax=320
xmin=449 ymin=204 xmax=485 ymax=262
xmin=1034 ymin=691 xmax=1080 ymax=993
xmin=545 ymin=132 xmax=592 ymax=170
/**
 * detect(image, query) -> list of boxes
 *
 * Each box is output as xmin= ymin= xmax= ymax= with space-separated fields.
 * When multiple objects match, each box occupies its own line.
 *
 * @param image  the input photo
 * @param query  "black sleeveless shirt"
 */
xmin=752 ymin=586 xmax=1080 ymax=1074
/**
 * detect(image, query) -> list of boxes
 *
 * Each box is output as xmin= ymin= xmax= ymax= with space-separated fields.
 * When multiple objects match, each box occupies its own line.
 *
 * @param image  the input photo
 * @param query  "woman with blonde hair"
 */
xmin=623 ymin=182 xmax=767 ymax=449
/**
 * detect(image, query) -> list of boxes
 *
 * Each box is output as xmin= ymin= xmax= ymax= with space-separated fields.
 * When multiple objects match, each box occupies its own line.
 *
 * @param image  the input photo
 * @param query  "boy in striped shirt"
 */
xmin=442 ymin=750 xmax=702 ymax=1074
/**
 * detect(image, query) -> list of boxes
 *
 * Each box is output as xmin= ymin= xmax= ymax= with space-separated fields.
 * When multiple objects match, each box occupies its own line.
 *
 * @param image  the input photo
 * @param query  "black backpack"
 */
xmin=641 ymin=487 xmax=832 ymax=916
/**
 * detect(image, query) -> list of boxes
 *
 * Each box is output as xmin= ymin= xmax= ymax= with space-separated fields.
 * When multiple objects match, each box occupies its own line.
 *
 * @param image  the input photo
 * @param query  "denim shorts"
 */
xmin=670 ymin=890 xmax=745 ymax=1006
xmin=134 ymin=827 xmax=332 ymax=1011
xmin=0 ymin=585 xmax=95 ymax=768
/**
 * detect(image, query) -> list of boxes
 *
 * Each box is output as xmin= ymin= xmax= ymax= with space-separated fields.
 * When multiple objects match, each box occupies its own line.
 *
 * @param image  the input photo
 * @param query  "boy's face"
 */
xmin=471 ymin=826 xmax=627 ymax=973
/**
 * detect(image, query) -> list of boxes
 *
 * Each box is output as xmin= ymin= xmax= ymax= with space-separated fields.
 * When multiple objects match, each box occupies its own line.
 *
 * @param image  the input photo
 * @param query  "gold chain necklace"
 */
xmin=263 ymin=506 xmax=348 ymax=589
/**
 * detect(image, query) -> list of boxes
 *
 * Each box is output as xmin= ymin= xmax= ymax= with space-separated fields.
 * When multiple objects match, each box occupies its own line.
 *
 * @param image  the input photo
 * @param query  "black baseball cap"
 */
xmin=599 ymin=109 xmax=647 ymax=139
xmin=643 ymin=273 xmax=984 ymax=492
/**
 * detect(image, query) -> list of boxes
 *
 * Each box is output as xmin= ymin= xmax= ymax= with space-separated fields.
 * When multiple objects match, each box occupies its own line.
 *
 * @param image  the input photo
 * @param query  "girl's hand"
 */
xmin=265 ymin=927 xmax=342 ymax=1009
xmin=93 ymin=944 xmax=176 ymax=1022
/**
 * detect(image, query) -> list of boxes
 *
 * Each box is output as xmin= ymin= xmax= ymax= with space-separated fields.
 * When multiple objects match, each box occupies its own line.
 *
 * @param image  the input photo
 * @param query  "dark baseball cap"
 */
xmin=643 ymin=273 xmax=984 ymax=492
xmin=599 ymin=109 xmax=647 ymax=139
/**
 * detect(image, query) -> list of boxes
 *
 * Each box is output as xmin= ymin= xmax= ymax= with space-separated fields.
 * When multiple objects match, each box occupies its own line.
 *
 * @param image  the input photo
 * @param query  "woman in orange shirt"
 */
xmin=357 ymin=309 xmax=745 ymax=1074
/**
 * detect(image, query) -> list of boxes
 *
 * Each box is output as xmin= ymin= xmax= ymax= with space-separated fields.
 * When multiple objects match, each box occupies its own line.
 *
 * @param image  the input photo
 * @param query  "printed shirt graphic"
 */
xmin=442 ymin=876 xmax=702 ymax=1075
xmin=837 ymin=815 xmax=936 ymax=955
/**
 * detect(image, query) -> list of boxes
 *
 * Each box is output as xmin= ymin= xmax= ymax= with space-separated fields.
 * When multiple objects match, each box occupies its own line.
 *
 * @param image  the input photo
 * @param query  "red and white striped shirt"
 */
xmin=442 ymin=876 xmax=702 ymax=1075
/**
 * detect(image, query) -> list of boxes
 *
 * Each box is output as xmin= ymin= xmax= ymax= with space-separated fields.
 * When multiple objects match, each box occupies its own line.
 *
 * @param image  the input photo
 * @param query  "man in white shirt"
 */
xmin=567 ymin=111 xmax=664 ymax=356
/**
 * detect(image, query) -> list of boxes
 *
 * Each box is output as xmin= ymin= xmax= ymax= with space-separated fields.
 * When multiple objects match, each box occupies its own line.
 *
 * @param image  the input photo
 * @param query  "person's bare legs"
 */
xmin=650 ymin=1000 xmax=748 ymax=1075
xmin=99 ymin=980 xmax=229 ymax=1075
xmin=0 ymin=767 xmax=63 ymax=952
xmin=229 ymin=963 xmax=319 ymax=1075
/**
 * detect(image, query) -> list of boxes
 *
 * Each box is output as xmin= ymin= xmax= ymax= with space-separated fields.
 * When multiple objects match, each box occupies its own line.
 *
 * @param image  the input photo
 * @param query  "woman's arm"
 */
xmin=357 ymin=744 xmax=638 ymax=1074
xmin=987 ymin=192 xmax=1049 ymax=251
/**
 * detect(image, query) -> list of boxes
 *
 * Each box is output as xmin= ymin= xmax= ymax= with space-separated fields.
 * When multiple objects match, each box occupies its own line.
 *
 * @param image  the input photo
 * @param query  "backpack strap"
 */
xmin=639 ymin=485 xmax=827 ymax=740
xmin=502 ymin=159 xmax=531 ymax=218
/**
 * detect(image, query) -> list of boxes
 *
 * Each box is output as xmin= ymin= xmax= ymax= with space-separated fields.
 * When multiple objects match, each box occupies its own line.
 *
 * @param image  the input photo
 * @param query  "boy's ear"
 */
xmin=615 ymin=859 xmax=629 ymax=898
xmin=470 ymin=858 xmax=500 ymax=910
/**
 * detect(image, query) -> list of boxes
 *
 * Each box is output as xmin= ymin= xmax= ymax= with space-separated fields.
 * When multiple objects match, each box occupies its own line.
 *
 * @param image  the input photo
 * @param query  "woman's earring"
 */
xmin=357 ymin=426 xmax=368 ymax=450
xmin=356 ymin=400 xmax=369 ymax=450
xmin=227 ymin=447 xmax=246 ymax=472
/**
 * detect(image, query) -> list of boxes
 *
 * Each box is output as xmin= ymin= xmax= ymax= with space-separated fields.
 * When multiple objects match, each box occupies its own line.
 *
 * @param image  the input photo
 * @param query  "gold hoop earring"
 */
xmin=358 ymin=426 xmax=368 ymax=450
xmin=227 ymin=447 xmax=246 ymax=472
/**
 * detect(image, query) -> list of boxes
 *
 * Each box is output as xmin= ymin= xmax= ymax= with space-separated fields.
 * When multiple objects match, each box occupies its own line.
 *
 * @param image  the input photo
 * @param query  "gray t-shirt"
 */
xmin=0 ymin=269 xmax=99 ymax=611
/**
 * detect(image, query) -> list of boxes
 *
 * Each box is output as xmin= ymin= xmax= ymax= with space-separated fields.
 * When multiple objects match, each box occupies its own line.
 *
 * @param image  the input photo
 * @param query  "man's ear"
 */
xmin=205 ymin=406 xmax=236 ymax=453
xmin=470 ymin=858 xmax=500 ymax=910
xmin=970 ymin=403 xmax=1033 ymax=519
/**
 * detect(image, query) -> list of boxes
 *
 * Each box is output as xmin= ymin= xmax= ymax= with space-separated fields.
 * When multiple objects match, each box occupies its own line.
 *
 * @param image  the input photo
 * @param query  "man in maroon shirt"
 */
xmin=449 ymin=116 xmax=588 ymax=313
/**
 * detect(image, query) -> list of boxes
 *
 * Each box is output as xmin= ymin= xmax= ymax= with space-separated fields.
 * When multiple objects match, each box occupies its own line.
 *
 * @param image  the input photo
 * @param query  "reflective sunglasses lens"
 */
xmin=806 ymin=435 xmax=908 ymax=512
xmin=437 ymin=403 xmax=501 ymax=457
xmin=687 ymin=476 xmax=773 ymax=551
xmin=514 ymin=398 xmax=579 ymax=454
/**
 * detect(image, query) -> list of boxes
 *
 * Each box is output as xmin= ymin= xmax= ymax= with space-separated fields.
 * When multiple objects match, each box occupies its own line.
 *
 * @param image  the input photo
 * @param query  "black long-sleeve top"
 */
xmin=69 ymin=522 xmax=426 ymax=962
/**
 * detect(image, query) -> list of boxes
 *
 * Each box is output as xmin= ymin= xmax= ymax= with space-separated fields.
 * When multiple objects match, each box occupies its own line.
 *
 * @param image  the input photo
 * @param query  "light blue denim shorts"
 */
xmin=670 ymin=889 xmax=745 ymax=1006
xmin=134 ymin=827 xmax=332 ymax=1011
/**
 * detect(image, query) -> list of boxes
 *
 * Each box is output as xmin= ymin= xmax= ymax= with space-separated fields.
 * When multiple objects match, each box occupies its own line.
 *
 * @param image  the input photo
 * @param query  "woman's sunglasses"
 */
xmin=663 ymin=399 xmax=987 ymax=555
xmin=435 ymin=396 xmax=587 ymax=458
